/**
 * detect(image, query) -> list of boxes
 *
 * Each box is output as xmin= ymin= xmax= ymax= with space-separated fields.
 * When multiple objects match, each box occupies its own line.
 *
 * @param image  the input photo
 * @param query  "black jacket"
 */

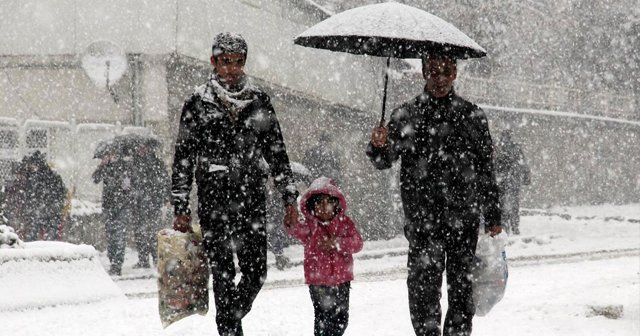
xmin=92 ymin=157 xmax=135 ymax=212
xmin=21 ymin=164 xmax=67 ymax=221
xmin=367 ymin=91 xmax=501 ymax=227
xmin=135 ymin=152 xmax=170 ymax=210
xmin=171 ymin=79 xmax=298 ymax=217
xmin=495 ymin=139 xmax=530 ymax=191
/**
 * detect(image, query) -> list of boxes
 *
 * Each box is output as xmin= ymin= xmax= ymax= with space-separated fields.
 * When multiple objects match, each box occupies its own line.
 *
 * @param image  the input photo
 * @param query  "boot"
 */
xmin=108 ymin=264 xmax=122 ymax=276
xmin=275 ymin=254 xmax=290 ymax=270
xmin=133 ymin=259 xmax=150 ymax=269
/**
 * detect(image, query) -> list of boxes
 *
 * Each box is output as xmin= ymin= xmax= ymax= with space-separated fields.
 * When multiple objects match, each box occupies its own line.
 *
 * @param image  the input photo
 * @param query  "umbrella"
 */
xmin=294 ymin=2 xmax=486 ymax=124
xmin=93 ymin=138 xmax=116 ymax=159
xmin=94 ymin=133 xmax=161 ymax=158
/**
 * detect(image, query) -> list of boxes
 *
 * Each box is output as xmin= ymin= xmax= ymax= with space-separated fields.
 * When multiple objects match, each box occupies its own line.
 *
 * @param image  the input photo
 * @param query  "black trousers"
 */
xmin=201 ymin=208 xmax=268 ymax=336
xmin=309 ymin=282 xmax=351 ymax=336
xmin=405 ymin=213 xmax=479 ymax=336
xmin=500 ymin=188 xmax=521 ymax=234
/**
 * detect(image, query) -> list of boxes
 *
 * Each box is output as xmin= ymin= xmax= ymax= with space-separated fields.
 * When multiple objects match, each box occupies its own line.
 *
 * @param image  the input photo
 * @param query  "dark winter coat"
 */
xmin=92 ymin=157 xmax=135 ymax=212
xmin=134 ymin=152 xmax=170 ymax=210
xmin=19 ymin=160 xmax=67 ymax=223
xmin=495 ymin=138 xmax=530 ymax=193
xmin=171 ymin=78 xmax=298 ymax=218
xmin=287 ymin=177 xmax=363 ymax=286
xmin=302 ymin=144 xmax=343 ymax=184
xmin=367 ymin=90 xmax=502 ymax=228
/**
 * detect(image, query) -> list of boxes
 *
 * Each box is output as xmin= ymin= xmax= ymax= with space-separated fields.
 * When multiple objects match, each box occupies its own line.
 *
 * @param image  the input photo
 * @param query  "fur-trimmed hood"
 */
xmin=299 ymin=177 xmax=347 ymax=219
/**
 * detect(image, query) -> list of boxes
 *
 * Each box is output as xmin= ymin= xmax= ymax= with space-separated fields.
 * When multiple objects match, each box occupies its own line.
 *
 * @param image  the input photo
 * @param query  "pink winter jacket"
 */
xmin=286 ymin=177 xmax=364 ymax=286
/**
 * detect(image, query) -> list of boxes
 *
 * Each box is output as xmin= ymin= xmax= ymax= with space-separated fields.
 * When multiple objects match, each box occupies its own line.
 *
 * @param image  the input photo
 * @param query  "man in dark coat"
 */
xmin=132 ymin=143 xmax=170 ymax=268
xmin=367 ymin=55 xmax=502 ymax=336
xmin=15 ymin=151 xmax=67 ymax=241
xmin=302 ymin=132 xmax=343 ymax=184
xmin=93 ymin=148 xmax=136 ymax=276
xmin=494 ymin=130 xmax=530 ymax=235
xmin=171 ymin=32 xmax=299 ymax=336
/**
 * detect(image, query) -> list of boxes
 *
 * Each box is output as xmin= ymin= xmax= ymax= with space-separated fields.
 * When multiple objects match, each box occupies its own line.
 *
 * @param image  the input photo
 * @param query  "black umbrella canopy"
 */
xmin=94 ymin=133 xmax=160 ymax=158
xmin=93 ymin=138 xmax=116 ymax=159
xmin=294 ymin=2 xmax=486 ymax=59
xmin=294 ymin=2 xmax=486 ymax=124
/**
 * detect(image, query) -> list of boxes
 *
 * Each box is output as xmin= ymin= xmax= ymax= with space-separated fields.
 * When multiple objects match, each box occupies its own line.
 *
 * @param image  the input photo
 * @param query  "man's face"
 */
xmin=210 ymin=53 xmax=246 ymax=87
xmin=423 ymin=57 xmax=457 ymax=98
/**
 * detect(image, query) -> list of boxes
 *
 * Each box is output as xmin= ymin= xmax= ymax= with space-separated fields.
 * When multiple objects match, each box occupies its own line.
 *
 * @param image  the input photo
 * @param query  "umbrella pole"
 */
xmin=379 ymin=57 xmax=391 ymax=127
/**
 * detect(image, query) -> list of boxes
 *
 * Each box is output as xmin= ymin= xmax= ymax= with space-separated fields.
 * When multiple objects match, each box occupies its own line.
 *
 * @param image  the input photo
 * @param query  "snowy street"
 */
xmin=3 ymin=204 xmax=639 ymax=335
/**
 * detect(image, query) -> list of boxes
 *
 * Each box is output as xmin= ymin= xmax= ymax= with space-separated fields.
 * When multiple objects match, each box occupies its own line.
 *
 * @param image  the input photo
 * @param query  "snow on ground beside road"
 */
xmin=0 ymin=242 xmax=123 ymax=310
xmin=101 ymin=256 xmax=640 ymax=336
xmin=4 ymin=256 xmax=638 ymax=335
xmin=2 ymin=204 xmax=639 ymax=335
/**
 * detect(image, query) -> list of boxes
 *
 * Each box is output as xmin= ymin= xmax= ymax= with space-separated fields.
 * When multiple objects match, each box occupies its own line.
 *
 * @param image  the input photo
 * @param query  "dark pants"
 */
xmin=24 ymin=215 xmax=59 ymax=241
xmin=133 ymin=206 xmax=161 ymax=264
xmin=201 ymin=208 xmax=268 ymax=336
xmin=104 ymin=207 xmax=131 ymax=268
xmin=500 ymin=188 xmax=521 ymax=234
xmin=309 ymin=282 xmax=351 ymax=336
xmin=405 ymin=213 xmax=479 ymax=336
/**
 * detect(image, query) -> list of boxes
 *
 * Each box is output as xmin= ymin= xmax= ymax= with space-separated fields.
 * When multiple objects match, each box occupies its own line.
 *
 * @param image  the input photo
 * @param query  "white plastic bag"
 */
xmin=471 ymin=232 xmax=508 ymax=316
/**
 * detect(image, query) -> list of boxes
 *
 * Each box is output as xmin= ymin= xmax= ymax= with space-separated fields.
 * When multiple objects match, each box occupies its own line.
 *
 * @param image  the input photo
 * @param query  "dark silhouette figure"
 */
xmin=132 ymin=143 xmax=170 ymax=268
xmin=302 ymin=132 xmax=343 ymax=185
xmin=11 ymin=151 xmax=67 ymax=241
xmin=494 ymin=130 xmax=530 ymax=235
xmin=93 ymin=148 xmax=136 ymax=276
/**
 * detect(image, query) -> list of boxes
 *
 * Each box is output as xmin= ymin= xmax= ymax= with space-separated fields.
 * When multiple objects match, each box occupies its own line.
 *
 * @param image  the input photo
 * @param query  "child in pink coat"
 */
xmin=286 ymin=177 xmax=363 ymax=336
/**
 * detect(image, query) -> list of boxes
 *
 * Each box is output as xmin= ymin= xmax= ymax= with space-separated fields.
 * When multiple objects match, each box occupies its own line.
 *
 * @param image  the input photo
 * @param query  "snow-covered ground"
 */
xmin=2 ymin=204 xmax=639 ymax=335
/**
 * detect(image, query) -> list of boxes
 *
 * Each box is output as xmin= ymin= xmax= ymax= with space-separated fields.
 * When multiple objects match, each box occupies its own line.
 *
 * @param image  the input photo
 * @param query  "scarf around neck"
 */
xmin=209 ymin=73 xmax=256 ymax=123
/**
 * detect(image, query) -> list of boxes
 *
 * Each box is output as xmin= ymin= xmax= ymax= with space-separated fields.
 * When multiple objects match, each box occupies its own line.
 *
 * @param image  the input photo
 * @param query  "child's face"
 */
xmin=313 ymin=194 xmax=338 ymax=222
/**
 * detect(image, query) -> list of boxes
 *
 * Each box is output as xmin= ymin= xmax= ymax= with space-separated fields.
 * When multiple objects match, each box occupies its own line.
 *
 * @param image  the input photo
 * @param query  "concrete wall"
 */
xmin=0 ymin=55 xmax=169 ymax=126
xmin=484 ymin=107 xmax=640 ymax=207
xmin=0 ymin=0 xmax=385 ymax=115
xmin=388 ymin=73 xmax=640 ymax=208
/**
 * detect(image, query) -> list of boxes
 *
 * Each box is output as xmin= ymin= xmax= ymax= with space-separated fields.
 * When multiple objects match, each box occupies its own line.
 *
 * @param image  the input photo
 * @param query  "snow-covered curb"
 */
xmin=0 ymin=241 xmax=125 ymax=311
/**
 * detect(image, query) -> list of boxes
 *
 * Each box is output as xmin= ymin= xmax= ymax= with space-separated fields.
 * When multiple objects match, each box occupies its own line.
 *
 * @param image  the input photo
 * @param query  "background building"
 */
xmin=0 ymin=0 xmax=638 ymax=241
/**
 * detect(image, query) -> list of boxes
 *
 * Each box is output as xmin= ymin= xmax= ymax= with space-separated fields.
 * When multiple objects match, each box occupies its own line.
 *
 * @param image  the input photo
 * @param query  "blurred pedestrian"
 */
xmin=265 ymin=176 xmax=292 ymax=270
xmin=286 ymin=177 xmax=363 ymax=336
xmin=302 ymin=132 xmax=343 ymax=185
xmin=93 ymin=148 xmax=136 ymax=276
xmin=494 ymin=130 xmax=530 ymax=235
xmin=132 ymin=142 xmax=170 ymax=268
xmin=12 ymin=151 xmax=67 ymax=241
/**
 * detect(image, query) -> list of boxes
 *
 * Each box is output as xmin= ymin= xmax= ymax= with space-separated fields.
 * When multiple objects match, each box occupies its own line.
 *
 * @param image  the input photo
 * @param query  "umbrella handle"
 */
xmin=379 ymin=57 xmax=391 ymax=127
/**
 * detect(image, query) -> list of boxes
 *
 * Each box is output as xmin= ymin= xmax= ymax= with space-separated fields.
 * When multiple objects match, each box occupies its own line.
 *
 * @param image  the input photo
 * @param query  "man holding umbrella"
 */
xmin=171 ymin=32 xmax=299 ymax=336
xmin=294 ymin=3 xmax=503 ymax=334
xmin=367 ymin=54 xmax=502 ymax=336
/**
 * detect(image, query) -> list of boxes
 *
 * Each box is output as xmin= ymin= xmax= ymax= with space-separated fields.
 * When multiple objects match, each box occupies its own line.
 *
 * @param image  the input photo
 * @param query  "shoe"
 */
xmin=275 ymin=255 xmax=290 ymax=270
xmin=108 ymin=264 xmax=122 ymax=276
xmin=133 ymin=260 xmax=150 ymax=269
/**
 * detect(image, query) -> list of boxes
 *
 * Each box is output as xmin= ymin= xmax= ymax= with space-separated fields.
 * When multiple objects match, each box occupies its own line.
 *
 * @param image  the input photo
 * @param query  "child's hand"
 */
xmin=318 ymin=236 xmax=337 ymax=251
xmin=283 ymin=204 xmax=299 ymax=228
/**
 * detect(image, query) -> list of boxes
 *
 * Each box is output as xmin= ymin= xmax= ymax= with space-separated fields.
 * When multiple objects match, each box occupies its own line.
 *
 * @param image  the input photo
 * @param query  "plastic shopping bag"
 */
xmin=471 ymin=232 xmax=508 ymax=316
xmin=157 ymin=225 xmax=209 ymax=328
